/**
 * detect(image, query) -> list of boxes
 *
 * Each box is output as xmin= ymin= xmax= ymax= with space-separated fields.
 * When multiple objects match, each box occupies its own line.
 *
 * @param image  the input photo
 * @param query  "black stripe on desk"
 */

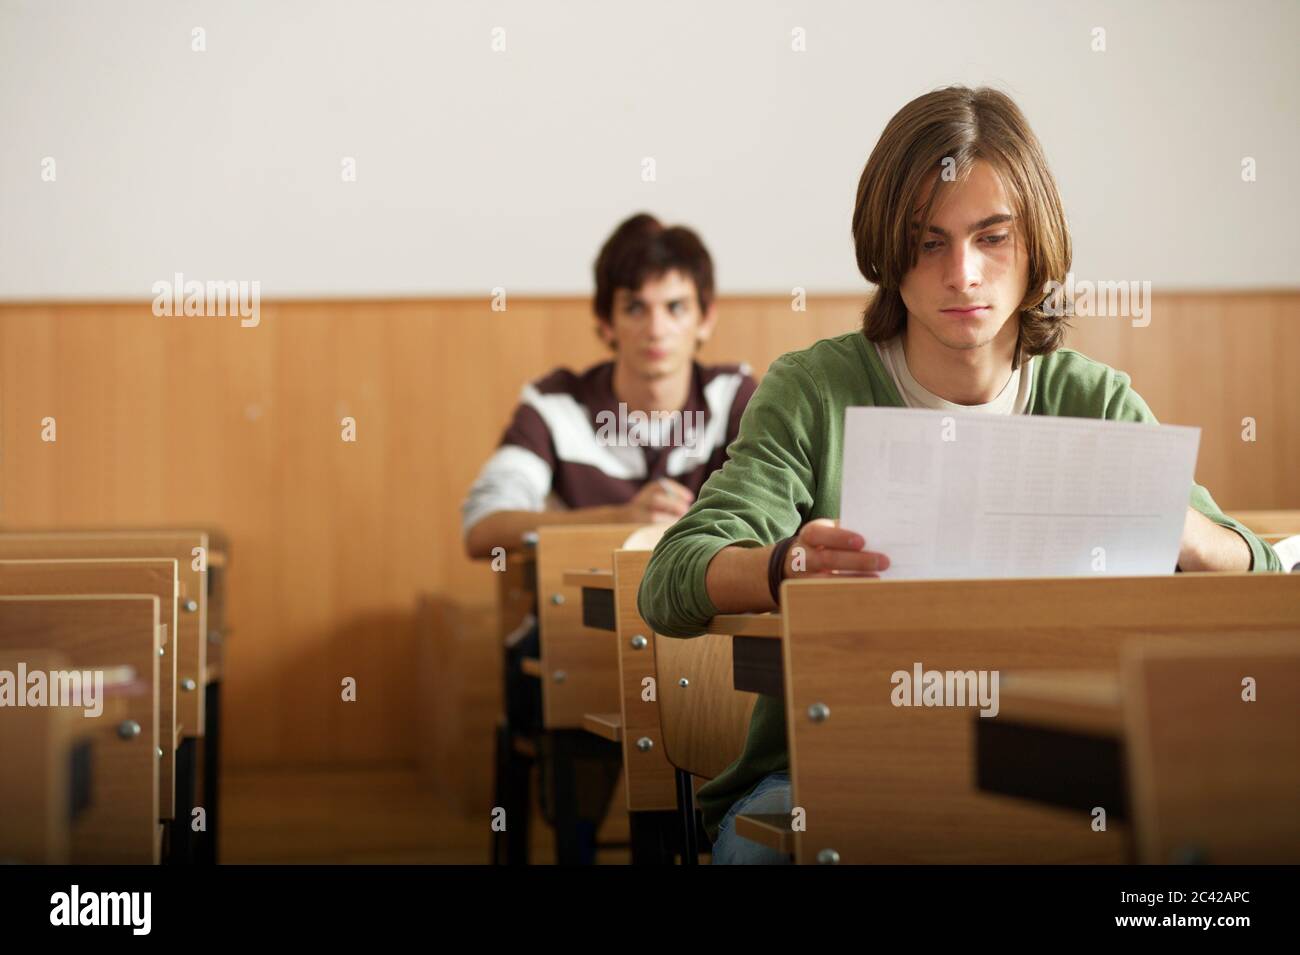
xmin=976 ymin=718 xmax=1127 ymax=822
xmin=581 ymin=586 xmax=616 ymax=632
xmin=68 ymin=739 xmax=93 ymax=823
xmin=733 ymin=635 xmax=784 ymax=697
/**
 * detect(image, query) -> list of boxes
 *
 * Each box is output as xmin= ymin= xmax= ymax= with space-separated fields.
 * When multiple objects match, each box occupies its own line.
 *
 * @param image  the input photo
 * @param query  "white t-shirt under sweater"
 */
xmin=874 ymin=335 xmax=1033 ymax=415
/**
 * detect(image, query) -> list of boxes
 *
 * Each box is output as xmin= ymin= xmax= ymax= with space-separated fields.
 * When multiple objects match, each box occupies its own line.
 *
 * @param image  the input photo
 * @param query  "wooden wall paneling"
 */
xmin=1 ymin=293 xmax=1295 ymax=769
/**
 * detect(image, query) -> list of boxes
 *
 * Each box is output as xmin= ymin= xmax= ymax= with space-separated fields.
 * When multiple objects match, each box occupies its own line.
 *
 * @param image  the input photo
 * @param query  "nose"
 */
xmin=944 ymin=241 xmax=982 ymax=293
xmin=648 ymin=306 xmax=674 ymax=338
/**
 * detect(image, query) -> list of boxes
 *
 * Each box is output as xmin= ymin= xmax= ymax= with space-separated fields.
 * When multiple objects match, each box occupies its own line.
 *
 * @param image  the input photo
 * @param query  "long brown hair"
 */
xmin=852 ymin=86 xmax=1072 ymax=367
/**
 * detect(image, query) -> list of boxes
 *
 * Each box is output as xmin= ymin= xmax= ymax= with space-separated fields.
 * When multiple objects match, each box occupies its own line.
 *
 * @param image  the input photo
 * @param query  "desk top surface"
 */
xmin=563 ymin=569 xmax=614 ymax=589
xmin=708 ymin=613 xmax=782 ymax=637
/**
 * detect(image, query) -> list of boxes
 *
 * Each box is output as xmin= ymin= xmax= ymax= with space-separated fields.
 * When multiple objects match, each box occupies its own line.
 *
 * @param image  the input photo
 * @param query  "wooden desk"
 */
xmin=0 ymin=648 xmax=77 ymax=863
xmin=0 ymin=531 xmax=211 ymax=736
xmin=729 ymin=572 xmax=1300 ymax=864
xmin=610 ymin=549 xmax=686 ymax=860
xmin=976 ymin=641 xmax=1300 ymax=864
xmin=0 ymin=529 xmax=228 ymax=865
xmin=536 ymin=525 xmax=643 ymax=729
xmin=565 ymin=541 xmax=698 ymax=862
xmin=0 ymin=559 xmax=180 ymax=820
xmin=1122 ymin=636 xmax=1300 ymax=863
xmin=0 ymin=595 xmax=162 ymax=863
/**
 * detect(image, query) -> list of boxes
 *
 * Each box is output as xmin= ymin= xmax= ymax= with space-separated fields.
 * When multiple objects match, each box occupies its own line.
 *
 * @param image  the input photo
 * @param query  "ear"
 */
xmin=595 ymin=318 xmax=616 ymax=350
xmin=695 ymin=302 xmax=718 ymax=346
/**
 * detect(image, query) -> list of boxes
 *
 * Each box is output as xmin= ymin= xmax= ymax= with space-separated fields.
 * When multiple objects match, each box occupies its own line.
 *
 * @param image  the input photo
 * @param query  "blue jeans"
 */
xmin=710 ymin=772 xmax=793 ymax=865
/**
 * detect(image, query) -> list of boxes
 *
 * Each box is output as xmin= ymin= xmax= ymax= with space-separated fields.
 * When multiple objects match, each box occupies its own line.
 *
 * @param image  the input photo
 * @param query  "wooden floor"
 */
xmin=220 ymin=767 xmax=631 ymax=864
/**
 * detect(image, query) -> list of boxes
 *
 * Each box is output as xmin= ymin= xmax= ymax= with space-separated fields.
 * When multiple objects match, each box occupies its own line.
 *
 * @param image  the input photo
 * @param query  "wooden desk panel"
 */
xmin=0 ymin=595 xmax=161 ymax=863
xmin=536 ymin=525 xmax=641 ymax=729
xmin=0 ymin=531 xmax=209 ymax=737
xmin=0 ymin=559 xmax=179 ymax=818
xmin=779 ymin=573 xmax=1300 ymax=864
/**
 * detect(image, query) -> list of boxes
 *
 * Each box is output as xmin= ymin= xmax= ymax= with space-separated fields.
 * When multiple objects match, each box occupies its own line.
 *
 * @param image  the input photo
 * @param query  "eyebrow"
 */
xmin=620 ymin=295 xmax=687 ymax=308
xmin=913 ymin=213 xmax=1014 ymax=238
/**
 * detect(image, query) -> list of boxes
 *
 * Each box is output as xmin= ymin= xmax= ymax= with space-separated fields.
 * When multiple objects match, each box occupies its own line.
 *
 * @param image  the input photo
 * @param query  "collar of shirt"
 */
xmin=581 ymin=360 xmax=709 ymax=445
xmin=874 ymin=336 xmax=1033 ymax=415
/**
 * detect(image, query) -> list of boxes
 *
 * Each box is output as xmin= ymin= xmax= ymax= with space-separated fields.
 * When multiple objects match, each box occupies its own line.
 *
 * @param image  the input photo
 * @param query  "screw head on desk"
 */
xmin=817 ymin=848 xmax=840 ymax=865
xmin=808 ymin=702 xmax=831 ymax=723
xmin=678 ymin=677 xmax=689 ymax=688
xmin=181 ymin=678 xmax=197 ymax=692
xmin=117 ymin=720 xmax=142 ymax=740
xmin=550 ymin=593 xmax=565 ymax=606
xmin=630 ymin=634 xmax=648 ymax=650
xmin=157 ymin=746 xmax=164 ymax=758
xmin=552 ymin=670 xmax=567 ymax=683
xmin=158 ymin=645 xmax=165 ymax=657
xmin=182 ymin=599 xmax=198 ymax=613
xmin=635 ymin=737 xmax=653 ymax=752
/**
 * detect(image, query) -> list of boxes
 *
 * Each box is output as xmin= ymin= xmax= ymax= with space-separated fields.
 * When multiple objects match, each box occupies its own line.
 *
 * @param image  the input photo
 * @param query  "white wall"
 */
xmin=1 ymin=0 xmax=1296 ymax=300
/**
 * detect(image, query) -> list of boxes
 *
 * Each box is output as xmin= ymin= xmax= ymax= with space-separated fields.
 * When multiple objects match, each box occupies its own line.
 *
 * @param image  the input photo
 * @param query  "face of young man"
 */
xmin=898 ymin=159 xmax=1029 ymax=357
xmin=600 ymin=269 xmax=716 ymax=380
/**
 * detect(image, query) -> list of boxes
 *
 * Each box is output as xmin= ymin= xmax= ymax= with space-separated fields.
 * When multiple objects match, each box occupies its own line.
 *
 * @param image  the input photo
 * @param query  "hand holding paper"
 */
xmin=838 ymin=408 xmax=1200 ymax=580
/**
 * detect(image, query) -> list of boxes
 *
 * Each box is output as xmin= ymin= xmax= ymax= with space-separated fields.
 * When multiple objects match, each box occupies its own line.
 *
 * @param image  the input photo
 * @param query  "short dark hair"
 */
xmin=593 ymin=213 xmax=715 ymax=322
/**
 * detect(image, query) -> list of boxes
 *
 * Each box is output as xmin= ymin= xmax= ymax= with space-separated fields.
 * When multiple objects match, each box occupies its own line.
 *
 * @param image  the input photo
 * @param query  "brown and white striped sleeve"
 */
xmin=460 ymin=392 xmax=558 ymax=536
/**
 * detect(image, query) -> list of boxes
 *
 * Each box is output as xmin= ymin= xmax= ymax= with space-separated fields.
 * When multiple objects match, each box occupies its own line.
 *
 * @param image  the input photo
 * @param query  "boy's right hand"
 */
xmin=784 ymin=518 xmax=890 ymax=578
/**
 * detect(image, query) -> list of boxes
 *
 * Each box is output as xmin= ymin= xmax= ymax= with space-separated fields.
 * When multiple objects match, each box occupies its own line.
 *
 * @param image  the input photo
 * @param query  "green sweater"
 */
xmin=636 ymin=330 xmax=1282 ymax=841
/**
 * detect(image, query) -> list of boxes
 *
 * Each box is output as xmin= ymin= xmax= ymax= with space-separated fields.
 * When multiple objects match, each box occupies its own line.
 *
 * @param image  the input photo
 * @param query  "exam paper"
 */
xmin=839 ymin=408 xmax=1200 ymax=579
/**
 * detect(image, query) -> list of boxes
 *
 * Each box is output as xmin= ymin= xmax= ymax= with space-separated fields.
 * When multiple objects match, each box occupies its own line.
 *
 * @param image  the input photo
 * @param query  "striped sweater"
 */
xmin=462 ymin=361 xmax=758 ymax=532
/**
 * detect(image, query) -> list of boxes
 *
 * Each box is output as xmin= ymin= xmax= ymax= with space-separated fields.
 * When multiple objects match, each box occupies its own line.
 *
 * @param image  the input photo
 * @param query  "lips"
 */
xmin=940 ymin=305 xmax=990 ymax=314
